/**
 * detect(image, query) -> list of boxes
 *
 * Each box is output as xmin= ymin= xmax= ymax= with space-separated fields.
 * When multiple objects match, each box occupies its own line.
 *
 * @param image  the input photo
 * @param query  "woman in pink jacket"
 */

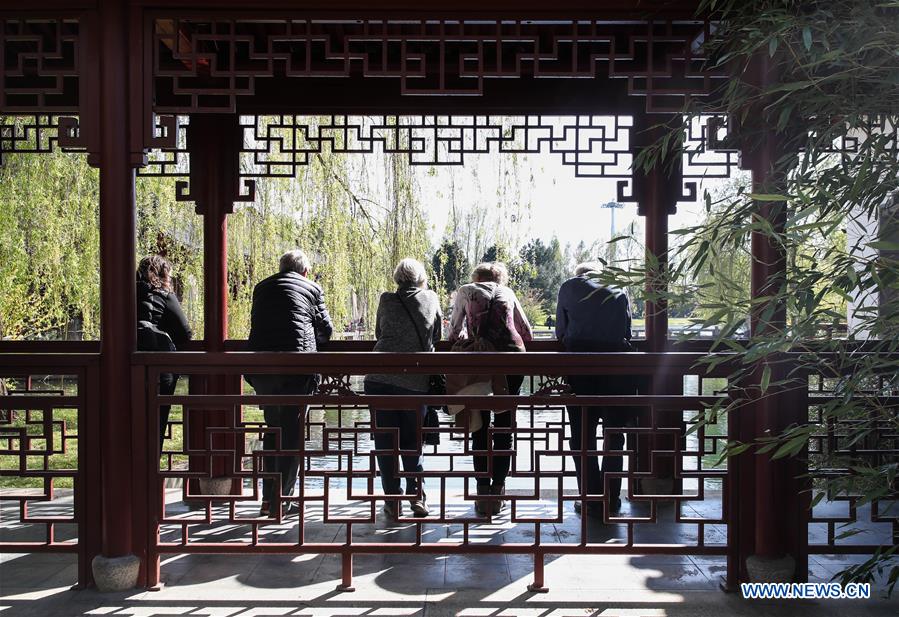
xmin=449 ymin=262 xmax=532 ymax=515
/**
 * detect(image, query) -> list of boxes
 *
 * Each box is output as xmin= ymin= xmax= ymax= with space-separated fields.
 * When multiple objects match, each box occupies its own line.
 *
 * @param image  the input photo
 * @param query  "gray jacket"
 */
xmin=365 ymin=286 xmax=442 ymax=392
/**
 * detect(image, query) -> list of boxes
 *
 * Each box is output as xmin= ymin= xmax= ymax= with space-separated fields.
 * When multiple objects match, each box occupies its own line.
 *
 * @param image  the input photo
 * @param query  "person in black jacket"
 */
xmin=136 ymin=255 xmax=193 ymax=450
xmin=247 ymin=249 xmax=334 ymax=517
xmin=555 ymin=262 xmax=635 ymax=516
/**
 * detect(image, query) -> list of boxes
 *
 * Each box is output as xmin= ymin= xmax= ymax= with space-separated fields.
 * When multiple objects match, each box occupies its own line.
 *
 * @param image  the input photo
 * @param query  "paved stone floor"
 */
xmin=3 ymin=491 xmax=898 ymax=616
xmin=2 ymin=549 xmax=898 ymax=617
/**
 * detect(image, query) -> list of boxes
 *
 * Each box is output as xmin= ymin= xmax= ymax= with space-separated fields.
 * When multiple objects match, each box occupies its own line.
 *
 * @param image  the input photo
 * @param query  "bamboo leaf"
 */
xmin=750 ymin=193 xmax=788 ymax=202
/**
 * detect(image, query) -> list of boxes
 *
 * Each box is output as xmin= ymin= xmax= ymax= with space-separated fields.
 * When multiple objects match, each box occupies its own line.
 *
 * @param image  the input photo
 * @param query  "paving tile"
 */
xmin=160 ymin=554 xmax=261 ymax=587
xmin=444 ymin=566 xmax=511 ymax=589
xmin=0 ymin=558 xmax=71 ymax=588
xmin=688 ymin=554 xmax=727 ymax=565
xmin=240 ymin=553 xmax=326 ymax=587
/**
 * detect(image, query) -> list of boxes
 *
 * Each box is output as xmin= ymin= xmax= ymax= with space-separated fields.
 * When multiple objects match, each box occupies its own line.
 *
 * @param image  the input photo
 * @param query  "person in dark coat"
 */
xmin=555 ymin=262 xmax=634 ymax=516
xmin=247 ymin=249 xmax=334 ymax=517
xmin=136 ymin=255 xmax=193 ymax=450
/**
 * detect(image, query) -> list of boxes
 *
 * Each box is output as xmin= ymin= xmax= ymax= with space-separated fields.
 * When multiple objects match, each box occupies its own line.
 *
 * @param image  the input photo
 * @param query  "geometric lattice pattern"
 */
xmin=147 ymin=364 xmax=730 ymax=581
xmin=681 ymin=114 xmax=741 ymax=201
xmin=807 ymin=373 xmax=899 ymax=553
xmin=0 ymin=115 xmax=86 ymax=165
xmin=241 ymin=115 xmax=634 ymax=179
xmin=0 ymin=371 xmax=81 ymax=549
xmin=152 ymin=18 xmax=722 ymax=114
xmin=141 ymin=114 xmax=635 ymax=181
xmin=1 ymin=19 xmax=81 ymax=113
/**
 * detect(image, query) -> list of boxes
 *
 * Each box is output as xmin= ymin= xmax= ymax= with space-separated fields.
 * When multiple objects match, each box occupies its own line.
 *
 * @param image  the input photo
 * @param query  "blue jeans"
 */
xmin=364 ymin=381 xmax=427 ymax=495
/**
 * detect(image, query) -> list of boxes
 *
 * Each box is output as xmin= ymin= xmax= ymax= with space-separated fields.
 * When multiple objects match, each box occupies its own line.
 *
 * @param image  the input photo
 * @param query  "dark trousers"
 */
xmin=251 ymin=374 xmax=314 ymax=504
xmin=472 ymin=374 xmax=524 ymax=487
xmin=364 ymin=381 xmax=426 ymax=495
xmin=158 ymin=372 xmax=178 ymax=450
xmin=566 ymin=374 xmax=631 ymax=503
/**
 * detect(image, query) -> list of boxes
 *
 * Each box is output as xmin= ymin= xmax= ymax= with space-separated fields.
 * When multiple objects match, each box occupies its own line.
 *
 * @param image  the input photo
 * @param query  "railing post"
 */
xmin=79 ymin=359 xmax=103 ymax=589
xmin=527 ymin=550 xmax=549 ymax=593
xmin=337 ymin=552 xmax=355 ymax=592
xmin=131 ymin=363 xmax=156 ymax=589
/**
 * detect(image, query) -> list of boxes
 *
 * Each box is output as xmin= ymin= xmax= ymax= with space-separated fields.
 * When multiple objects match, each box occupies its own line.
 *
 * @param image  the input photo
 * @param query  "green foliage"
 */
xmin=518 ymin=236 xmax=568 ymax=314
xmin=136 ymin=175 xmax=205 ymax=334
xmin=0 ymin=117 xmax=433 ymax=341
xmin=226 ymin=126 xmax=431 ymax=337
xmin=517 ymin=287 xmax=549 ymax=327
xmin=0 ymin=137 xmax=100 ymax=339
xmin=623 ymin=0 xmax=899 ymax=592
xmin=432 ymin=239 xmax=469 ymax=297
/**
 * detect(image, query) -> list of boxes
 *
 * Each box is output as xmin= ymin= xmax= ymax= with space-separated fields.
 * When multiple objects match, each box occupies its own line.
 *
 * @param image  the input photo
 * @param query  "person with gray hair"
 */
xmin=574 ymin=261 xmax=604 ymax=276
xmin=365 ymin=257 xmax=442 ymax=520
xmin=247 ymin=249 xmax=334 ymax=517
xmin=449 ymin=261 xmax=532 ymax=516
xmin=555 ymin=260 xmax=634 ymax=517
xmin=279 ymin=249 xmax=310 ymax=276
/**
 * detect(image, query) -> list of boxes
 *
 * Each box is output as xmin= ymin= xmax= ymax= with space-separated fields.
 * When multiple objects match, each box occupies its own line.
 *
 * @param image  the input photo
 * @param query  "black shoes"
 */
xmin=475 ymin=483 xmax=506 ymax=516
xmin=574 ymin=498 xmax=622 ymax=517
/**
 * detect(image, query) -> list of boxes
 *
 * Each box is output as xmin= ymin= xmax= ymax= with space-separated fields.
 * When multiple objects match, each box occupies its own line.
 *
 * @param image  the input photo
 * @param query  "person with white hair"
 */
xmin=555 ymin=261 xmax=634 ymax=517
xmin=247 ymin=249 xmax=334 ymax=517
xmin=448 ymin=261 xmax=533 ymax=516
xmin=364 ymin=257 xmax=442 ymax=520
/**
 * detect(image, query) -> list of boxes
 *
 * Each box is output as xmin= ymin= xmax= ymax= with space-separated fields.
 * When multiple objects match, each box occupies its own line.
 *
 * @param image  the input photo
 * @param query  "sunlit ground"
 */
xmin=2 ymin=495 xmax=898 ymax=617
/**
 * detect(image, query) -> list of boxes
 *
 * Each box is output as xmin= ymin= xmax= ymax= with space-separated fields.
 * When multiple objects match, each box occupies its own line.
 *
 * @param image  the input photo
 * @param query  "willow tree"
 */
xmin=1 ymin=114 xmax=436 ymax=341
xmin=0 ymin=140 xmax=100 ymax=340
xmin=226 ymin=116 xmax=431 ymax=338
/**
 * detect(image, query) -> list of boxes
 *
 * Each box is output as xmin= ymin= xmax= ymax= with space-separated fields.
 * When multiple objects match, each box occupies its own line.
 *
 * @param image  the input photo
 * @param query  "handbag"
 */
xmin=137 ymin=320 xmax=176 ymax=352
xmin=395 ymin=291 xmax=443 ymax=445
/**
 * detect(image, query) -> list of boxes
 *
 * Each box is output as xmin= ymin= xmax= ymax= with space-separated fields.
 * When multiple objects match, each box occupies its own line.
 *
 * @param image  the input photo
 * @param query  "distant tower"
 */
xmin=602 ymin=201 xmax=625 ymax=264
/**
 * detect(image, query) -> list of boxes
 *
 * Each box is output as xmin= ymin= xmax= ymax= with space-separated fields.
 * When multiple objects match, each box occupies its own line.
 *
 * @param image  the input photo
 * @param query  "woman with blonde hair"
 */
xmin=448 ymin=261 xmax=532 ymax=515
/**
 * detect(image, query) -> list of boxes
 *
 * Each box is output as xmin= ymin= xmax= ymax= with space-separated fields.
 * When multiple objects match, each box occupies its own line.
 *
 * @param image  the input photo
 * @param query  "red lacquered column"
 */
xmin=93 ymin=0 xmax=142 ymax=590
xmin=739 ymin=51 xmax=806 ymax=584
xmin=633 ymin=116 xmax=681 ymax=495
xmin=186 ymin=115 xmax=245 ymax=495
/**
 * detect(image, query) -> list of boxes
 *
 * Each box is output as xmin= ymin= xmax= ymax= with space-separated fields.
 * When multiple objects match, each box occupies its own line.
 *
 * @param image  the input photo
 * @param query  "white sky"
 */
xmin=415 ymin=148 xmax=712 ymax=251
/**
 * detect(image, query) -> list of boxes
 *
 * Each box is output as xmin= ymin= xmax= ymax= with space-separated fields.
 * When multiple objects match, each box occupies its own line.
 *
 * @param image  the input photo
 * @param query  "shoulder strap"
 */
xmin=396 ymin=292 xmax=429 ymax=352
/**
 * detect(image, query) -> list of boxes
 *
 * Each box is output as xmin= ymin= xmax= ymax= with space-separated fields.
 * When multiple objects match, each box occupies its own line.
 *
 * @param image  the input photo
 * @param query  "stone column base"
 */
xmin=91 ymin=554 xmax=140 ymax=592
xmin=198 ymin=476 xmax=233 ymax=495
xmin=639 ymin=477 xmax=674 ymax=495
xmin=746 ymin=554 xmax=796 ymax=583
